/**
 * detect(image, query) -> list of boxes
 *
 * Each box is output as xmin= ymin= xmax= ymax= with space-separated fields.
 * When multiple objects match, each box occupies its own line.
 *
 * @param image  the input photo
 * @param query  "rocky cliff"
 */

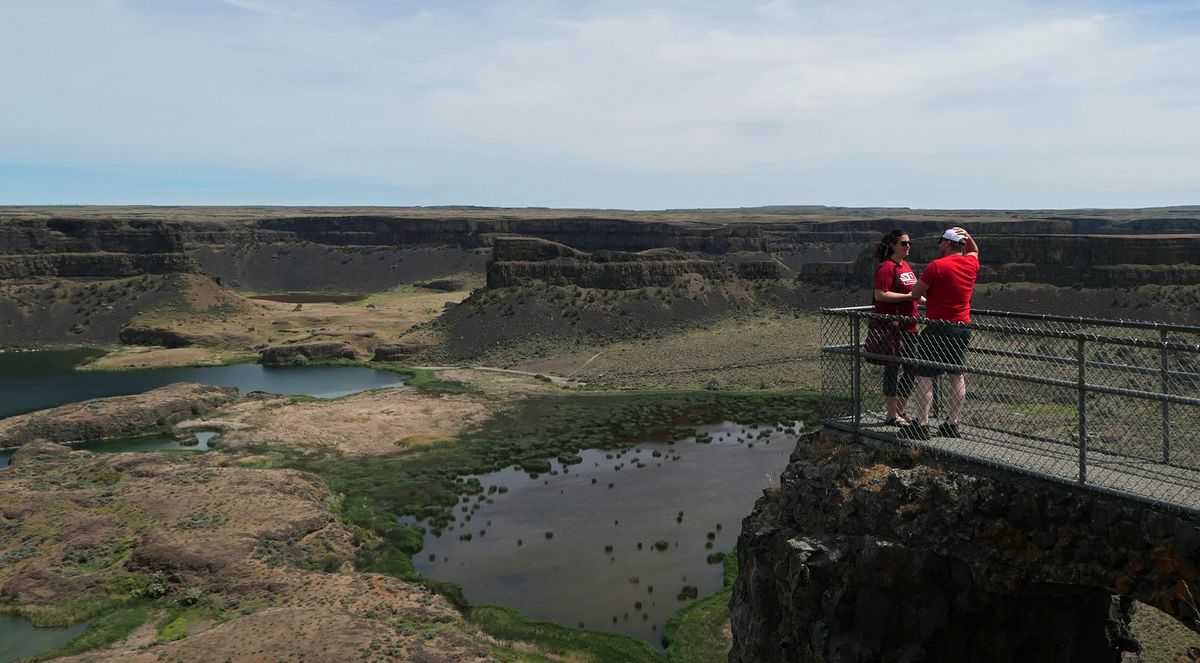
xmin=2 ymin=206 xmax=1199 ymax=289
xmin=800 ymin=234 xmax=1200 ymax=287
xmin=731 ymin=428 xmax=1200 ymax=662
xmin=0 ymin=217 xmax=197 ymax=280
xmin=486 ymin=237 xmax=780 ymax=290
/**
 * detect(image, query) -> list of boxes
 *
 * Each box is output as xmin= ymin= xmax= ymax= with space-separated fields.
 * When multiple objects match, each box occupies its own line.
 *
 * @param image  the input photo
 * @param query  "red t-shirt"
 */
xmin=920 ymin=254 xmax=979 ymax=322
xmin=873 ymin=259 xmax=918 ymax=331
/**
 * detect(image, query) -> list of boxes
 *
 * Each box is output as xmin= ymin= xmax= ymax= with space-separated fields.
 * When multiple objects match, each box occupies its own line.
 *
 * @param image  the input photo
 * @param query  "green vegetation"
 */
xmin=662 ymin=554 xmax=738 ymax=662
xmin=24 ymin=603 xmax=151 ymax=661
xmin=0 ymin=577 xmax=159 ymax=661
xmin=1131 ymin=601 xmax=1200 ymax=663
xmin=156 ymin=606 xmax=212 ymax=643
xmin=471 ymin=605 xmax=663 ymax=663
xmin=377 ymin=365 xmax=486 ymax=396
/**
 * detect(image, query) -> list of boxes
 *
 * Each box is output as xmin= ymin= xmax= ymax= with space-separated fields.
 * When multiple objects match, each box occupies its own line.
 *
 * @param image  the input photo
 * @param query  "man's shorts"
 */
xmin=915 ymin=324 xmax=971 ymax=377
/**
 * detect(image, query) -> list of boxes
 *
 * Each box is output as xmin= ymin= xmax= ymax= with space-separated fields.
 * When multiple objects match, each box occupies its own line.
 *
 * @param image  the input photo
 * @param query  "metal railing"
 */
xmin=821 ymin=306 xmax=1200 ymax=516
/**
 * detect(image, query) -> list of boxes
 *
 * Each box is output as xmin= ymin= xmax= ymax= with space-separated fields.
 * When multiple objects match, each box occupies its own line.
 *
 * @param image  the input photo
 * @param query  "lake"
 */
xmin=0 ymin=348 xmax=404 ymax=419
xmin=0 ymin=431 xmax=219 ymax=468
xmin=401 ymin=421 xmax=799 ymax=648
xmin=0 ymin=614 xmax=88 ymax=663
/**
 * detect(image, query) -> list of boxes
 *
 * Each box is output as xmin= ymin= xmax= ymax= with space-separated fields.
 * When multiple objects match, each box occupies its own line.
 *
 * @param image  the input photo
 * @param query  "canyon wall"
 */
xmin=1 ymin=206 xmax=1198 ymax=288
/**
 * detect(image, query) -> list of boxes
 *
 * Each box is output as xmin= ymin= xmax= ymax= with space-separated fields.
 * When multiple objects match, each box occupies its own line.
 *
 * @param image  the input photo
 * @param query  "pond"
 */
xmin=0 ymin=614 xmax=88 ymax=663
xmin=401 ymin=421 xmax=800 ymax=648
xmin=0 ymin=432 xmax=219 ymax=469
xmin=0 ymin=348 xmax=404 ymax=418
xmin=247 ymin=293 xmax=366 ymax=304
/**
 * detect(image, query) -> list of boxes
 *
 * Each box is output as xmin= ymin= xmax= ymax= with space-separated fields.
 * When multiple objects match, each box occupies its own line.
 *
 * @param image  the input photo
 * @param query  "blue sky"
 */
xmin=1 ymin=0 xmax=1198 ymax=209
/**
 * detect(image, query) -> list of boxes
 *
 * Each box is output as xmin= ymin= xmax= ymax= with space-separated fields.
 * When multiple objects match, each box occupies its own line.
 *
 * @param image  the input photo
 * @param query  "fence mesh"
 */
xmin=821 ymin=307 xmax=1200 ymax=515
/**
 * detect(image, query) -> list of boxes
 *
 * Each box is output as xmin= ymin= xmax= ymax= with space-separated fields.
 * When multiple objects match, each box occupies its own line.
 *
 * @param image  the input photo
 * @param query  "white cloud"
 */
xmin=0 ymin=0 xmax=1197 ymax=206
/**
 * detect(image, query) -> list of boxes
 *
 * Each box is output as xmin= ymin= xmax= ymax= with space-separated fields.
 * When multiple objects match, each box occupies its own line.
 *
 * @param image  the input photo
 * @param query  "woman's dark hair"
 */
xmin=875 ymin=229 xmax=908 ymax=262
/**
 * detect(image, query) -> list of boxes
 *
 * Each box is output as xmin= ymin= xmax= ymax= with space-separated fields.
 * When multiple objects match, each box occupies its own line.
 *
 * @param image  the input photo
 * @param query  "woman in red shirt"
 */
xmin=871 ymin=230 xmax=920 ymax=427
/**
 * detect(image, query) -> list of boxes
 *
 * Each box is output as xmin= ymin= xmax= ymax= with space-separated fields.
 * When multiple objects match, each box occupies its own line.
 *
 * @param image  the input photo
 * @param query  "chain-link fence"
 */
xmin=821 ymin=306 xmax=1200 ymax=516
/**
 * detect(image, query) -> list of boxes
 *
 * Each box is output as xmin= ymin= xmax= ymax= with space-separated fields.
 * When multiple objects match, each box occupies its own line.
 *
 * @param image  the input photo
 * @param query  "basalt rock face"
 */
xmin=799 ymin=234 xmax=1200 ymax=287
xmin=0 ymin=218 xmax=198 ymax=280
xmin=371 ymin=343 xmax=428 ymax=361
xmin=4 ymin=206 xmax=1200 ymax=290
xmin=258 ymin=342 xmax=357 ymax=365
xmin=487 ymin=237 xmax=780 ymax=290
xmin=731 ymin=429 xmax=1200 ymax=662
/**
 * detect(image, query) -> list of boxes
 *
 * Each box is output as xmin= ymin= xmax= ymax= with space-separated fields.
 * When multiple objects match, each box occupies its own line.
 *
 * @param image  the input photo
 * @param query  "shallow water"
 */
xmin=0 ymin=614 xmax=88 ymax=663
xmin=402 ymin=421 xmax=801 ymax=648
xmin=0 ymin=432 xmax=218 ymax=469
xmin=0 ymin=348 xmax=403 ymax=418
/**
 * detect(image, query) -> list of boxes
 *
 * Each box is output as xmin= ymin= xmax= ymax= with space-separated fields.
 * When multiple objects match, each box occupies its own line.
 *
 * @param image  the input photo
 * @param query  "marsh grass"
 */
xmin=23 ymin=602 xmax=151 ymax=661
xmin=470 ymin=605 xmax=664 ymax=663
xmin=0 ymin=579 xmax=155 ymax=661
xmin=661 ymin=554 xmax=738 ymax=662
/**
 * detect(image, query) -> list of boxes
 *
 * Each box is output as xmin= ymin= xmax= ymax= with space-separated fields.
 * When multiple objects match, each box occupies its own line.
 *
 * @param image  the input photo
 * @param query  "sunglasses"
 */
xmin=897 ymin=240 xmax=911 ymax=246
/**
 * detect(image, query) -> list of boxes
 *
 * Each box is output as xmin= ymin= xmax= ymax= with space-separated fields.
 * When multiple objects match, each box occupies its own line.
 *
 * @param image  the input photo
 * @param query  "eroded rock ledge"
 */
xmin=731 ymin=428 xmax=1200 ymax=663
xmin=0 ymin=383 xmax=237 ymax=448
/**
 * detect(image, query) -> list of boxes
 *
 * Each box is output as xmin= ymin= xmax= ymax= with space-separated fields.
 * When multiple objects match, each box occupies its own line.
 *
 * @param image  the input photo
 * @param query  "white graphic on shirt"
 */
xmin=899 ymin=271 xmax=917 ymax=286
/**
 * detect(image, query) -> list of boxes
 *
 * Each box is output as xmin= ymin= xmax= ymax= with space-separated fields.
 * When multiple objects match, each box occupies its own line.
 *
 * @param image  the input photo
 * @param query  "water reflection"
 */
xmin=401 ymin=421 xmax=802 ymax=647
xmin=1 ymin=432 xmax=219 ymax=469
xmin=0 ymin=614 xmax=88 ymax=663
xmin=0 ymin=348 xmax=403 ymax=418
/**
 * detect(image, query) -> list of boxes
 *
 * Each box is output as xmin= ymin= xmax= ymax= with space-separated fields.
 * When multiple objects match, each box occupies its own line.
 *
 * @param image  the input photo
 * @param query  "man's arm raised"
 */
xmin=952 ymin=226 xmax=979 ymax=259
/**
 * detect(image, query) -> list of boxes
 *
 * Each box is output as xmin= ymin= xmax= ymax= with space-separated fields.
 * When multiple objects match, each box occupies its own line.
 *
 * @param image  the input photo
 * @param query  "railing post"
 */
xmin=1161 ymin=329 xmax=1171 ymax=463
xmin=851 ymin=315 xmax=862 ymax=442
xmin=1077 ymin=337 xmax=1087 ymax=486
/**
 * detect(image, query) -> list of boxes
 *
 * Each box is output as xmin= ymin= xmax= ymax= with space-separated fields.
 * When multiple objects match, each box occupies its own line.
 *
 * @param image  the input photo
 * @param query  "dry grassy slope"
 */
xmin=426 ymin=276 xmax=841 ymax=361
xmin=0 ymin=274 xmax=222 ymax=346
xmin=0 ymin=443 xmax=495 ymax=663
xmin=424 ymin=277 xmax=1200 ymax=374
xmin=4 ymin=204 xmax=1199 ymax=228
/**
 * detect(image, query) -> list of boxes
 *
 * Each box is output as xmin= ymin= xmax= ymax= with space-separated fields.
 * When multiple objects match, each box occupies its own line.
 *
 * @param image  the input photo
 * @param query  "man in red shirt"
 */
xmin=898 ymin=227 xmax=980 ymax=440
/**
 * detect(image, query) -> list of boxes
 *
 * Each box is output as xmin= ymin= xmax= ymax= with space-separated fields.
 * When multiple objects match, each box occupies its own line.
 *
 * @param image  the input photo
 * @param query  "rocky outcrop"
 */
xmin=4 ymin=206 xmax=1200 ymax=290
xmin=0 ymin=383 xmax=238 ymax=448
xmin=258 ymin=342 xmax=357 ymax=364
xmin=371 ymin=343 xmax=427 ymax=361
xmin=0 ymin=218 xmax=197 ymax=280
xmin=731 ymin=428 xmax=1200 ymax=662
xmin=0 ymin=252 xmax=197 ymax=280
xmin=799 ymin=234 xmax=1200 ymax=287
xmin=487 ymin=237 xmax=781 ymax=290
xmin=118 ymin=325 xmax=197 ymax=348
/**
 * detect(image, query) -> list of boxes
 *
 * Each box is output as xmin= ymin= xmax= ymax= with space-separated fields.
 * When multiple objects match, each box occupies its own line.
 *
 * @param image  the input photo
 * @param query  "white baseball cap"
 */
xmin=941 ymin=228 xmax=964 ymax=243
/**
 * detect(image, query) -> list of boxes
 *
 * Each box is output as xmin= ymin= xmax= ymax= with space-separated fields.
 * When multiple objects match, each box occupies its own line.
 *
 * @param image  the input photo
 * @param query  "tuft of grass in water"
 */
xmin=470 ymin=605 xmax=664 ymax=663
xmin=662 ymin=554 xmax=738 ymax=662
